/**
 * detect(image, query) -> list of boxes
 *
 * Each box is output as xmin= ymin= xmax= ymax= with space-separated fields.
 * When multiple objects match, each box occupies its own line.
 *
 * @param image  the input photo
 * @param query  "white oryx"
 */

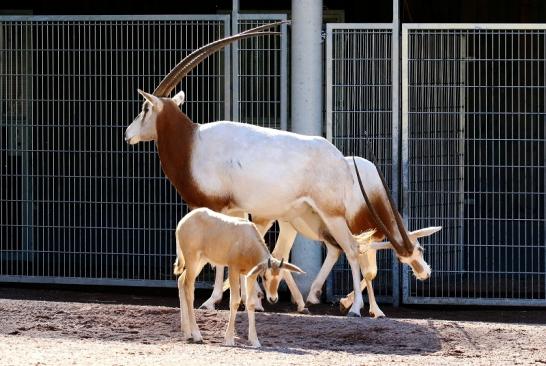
xmin=174 ymin=207 xmax=303 ymax=347
xmin=203 ymin=156 xmax=441 ymax=318
xmin=125 ymin=22 xmax=437 ymax=317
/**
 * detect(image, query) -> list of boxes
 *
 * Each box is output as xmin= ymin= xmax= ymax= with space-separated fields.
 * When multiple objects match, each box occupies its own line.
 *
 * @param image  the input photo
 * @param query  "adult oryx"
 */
xmin=124 ymin=22 xmax=435 ymax=317
xmin=202 ymin=156 xmax=441 ymax=317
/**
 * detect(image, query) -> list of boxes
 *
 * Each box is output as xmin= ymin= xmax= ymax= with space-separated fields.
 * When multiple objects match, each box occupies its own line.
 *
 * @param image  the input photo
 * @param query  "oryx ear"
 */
xmin=410 ymin=226 xmax=442 ymax=239
xmin=172 ymin=90 xmax=185 ymax=107
xmin=137 ymin=89 xmax=161 ymax=107
xmin=247 ymin=261 xmax=267 ymax=278
xmin=359 ymin=241 xmax=393 ymax=254
xmin=280 ymin=261 xmax=305 ymax=274
xmin=370 ymin=242 xmax=394 ymax=250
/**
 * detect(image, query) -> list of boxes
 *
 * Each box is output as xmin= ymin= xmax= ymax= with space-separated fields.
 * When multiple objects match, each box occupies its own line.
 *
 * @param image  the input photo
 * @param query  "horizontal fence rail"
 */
xmin=0 ymin=16 xmax=231 ymax=287
xmin=402 ymin=24 xmax=546 ymax=305
xmin=325 ymin=24 xmax=397 ymax=304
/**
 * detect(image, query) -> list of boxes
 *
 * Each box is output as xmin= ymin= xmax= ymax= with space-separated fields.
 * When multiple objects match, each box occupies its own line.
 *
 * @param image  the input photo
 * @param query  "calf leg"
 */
xmin=177 ymin=272 xmax=192 ymax=340
xmin=245 ymin=275 xmax=261 ymax=348
xmin=224 ymin=269 xmax=241 ymax=346
xmin=183 ymin=262 xmax=205 ymax=343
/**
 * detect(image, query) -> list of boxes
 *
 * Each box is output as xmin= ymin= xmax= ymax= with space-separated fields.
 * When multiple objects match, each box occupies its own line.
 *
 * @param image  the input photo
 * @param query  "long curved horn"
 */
xmin=352 ymin=157 xmax=404 ymax=253
xmin=153 ymin=20 xmax=289 ymax=97
xmin=373 ymin=163 xmax=415 ymax=255
xmin=360 ymin=133 xmax=416 ymax=256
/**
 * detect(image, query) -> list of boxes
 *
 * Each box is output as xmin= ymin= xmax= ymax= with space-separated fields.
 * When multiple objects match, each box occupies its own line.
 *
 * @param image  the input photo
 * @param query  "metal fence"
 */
xmin=0 ymin=14 xmax=288 ymax=288
xmin=402 ymin=24 xmax=546 ymax=305
xmin=325 ymin=24 xmax=398 ymax=304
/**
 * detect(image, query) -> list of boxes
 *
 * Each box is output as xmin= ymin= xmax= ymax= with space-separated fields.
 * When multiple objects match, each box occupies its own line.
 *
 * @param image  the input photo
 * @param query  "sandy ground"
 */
xmin=0 ymin=290 xmax=545 ymax=366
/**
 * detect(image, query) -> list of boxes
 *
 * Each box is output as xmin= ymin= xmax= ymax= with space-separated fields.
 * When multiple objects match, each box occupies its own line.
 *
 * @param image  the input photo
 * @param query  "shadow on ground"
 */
xmin=0 ymin=296 xmax=441 ymax=356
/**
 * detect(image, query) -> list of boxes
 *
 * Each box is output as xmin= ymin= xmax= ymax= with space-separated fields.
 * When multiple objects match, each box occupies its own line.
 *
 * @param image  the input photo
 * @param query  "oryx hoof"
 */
xmin=199 ymin=301 xmax=216 ymax=311
xmin=369 ymin=310 xmax=386 ymax=319
xmin=189 ymin=335 xmax=204 ymax=344
xmin=339 ymin=302 xmax=349 ymax=315
xmin=298 ymin=307 xmax=310 ymax=315
xmin=347 ymin=311 xmax=361 ymax=318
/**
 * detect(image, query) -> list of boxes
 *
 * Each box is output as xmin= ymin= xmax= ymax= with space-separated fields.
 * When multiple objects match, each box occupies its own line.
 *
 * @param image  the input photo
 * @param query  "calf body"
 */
xmin=173 ymin=208 xmax=302 ymax=347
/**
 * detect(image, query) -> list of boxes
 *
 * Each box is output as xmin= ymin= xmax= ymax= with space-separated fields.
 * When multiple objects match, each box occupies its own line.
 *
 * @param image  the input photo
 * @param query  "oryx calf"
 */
xmin=173 ymin=207 xmax=304 ymax=347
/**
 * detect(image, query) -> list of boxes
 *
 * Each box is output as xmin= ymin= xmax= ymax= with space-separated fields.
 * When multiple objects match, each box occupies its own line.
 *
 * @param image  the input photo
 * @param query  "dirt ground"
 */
xmin=0 ymin=286 xmax=545 ymax=366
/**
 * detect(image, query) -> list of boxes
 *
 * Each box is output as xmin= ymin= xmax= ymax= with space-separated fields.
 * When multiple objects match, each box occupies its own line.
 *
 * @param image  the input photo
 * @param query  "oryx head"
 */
xmin=365 ymin=226 xmax=442 ymax=280
xmin=124 ymin=89 xmax=185 ymax=144
xmin=353 ymin=157 xmax=442 ymax=281
xmin=124 ymin=21 xmax=288 ymax=145
xmin=247 ymin=257 xmax=304 ymax=304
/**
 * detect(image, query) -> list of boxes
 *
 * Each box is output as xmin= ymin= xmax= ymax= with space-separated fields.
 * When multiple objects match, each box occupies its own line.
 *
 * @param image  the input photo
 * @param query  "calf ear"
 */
xmin=280 ymin=262 xmax=305 ymax=274
xmin=247 ymin=261 xmax=267 ymax=278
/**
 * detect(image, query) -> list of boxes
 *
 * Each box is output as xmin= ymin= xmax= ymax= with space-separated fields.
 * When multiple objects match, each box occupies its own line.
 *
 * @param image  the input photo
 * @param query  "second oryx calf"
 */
xmin=173 ymin=207 xmax=304 ymax=347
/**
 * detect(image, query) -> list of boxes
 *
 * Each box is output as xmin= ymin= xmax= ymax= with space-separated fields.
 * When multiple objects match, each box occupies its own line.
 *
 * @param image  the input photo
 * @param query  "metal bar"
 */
xmin=401 ymin=25 xmax=410 ymax=303
xmin=391 ymin=0 xmax=401 ymax=307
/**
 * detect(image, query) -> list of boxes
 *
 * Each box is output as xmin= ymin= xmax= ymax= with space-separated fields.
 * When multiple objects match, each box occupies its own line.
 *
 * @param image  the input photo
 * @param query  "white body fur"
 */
xmin=126 ymin=91 xmax=437 ymax=317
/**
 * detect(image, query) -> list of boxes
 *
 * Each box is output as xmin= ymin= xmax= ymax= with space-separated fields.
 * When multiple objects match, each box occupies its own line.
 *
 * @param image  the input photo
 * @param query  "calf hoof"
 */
xmin=347 ymin=311 xmax=361 ymax=318
xmin=250 ymin=340 xmax=261 ymax=348
xmin=298 ymin=307 xmax=310 ymax=315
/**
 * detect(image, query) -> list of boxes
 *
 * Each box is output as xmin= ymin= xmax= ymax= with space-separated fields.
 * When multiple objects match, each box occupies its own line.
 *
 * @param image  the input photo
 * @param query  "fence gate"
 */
xmin=325 ymin=24 xmax=399 ymax=304
xmin=0 ymin=14 xmax=288 ymax=288
xmin=402 ymin=24 xmax=546 ymax=305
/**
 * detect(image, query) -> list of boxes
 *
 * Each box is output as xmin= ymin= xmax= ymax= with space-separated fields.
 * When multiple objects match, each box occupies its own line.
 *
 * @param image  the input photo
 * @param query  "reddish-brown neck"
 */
xmin=349 ymin=194 xmax=412 ymax=257
xmin=155 ymin=101 xmax=230 ymax=211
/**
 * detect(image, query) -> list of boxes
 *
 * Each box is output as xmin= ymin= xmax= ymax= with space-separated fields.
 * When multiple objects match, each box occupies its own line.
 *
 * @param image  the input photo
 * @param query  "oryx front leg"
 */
xmin=323 ymin=216 xmax=364 ymax=317
xmin=224 ymin=269 xmax=241 ymax=347
xmin=339 ymin=278 xmax=367 ymax=315
xmin=200 ymin=265 xmax=225 ymax=310
xmin=240 ymin=274 xmax=264 ymax=311
xmin=306 ymin=243 xmax=342 ymax=306
xmin=272 ymin=221 xmax=306 ymax=312
xmin=365 ymin=278 xmax=385 ymax=318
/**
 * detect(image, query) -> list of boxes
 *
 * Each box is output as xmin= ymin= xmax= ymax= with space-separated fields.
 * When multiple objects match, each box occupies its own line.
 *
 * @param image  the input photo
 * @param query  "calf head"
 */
xmin=247 ymin=257 xmax=304 ymax=304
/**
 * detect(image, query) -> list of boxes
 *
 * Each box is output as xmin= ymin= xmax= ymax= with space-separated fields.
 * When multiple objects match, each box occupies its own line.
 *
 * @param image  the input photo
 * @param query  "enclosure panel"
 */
xmin=0 ymin=16 xmax=230 ymax=287
xmin=325 ymin=24 xmax=396 ymax=303
xmin=402 ymin=25 xmax=546 ymax=305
